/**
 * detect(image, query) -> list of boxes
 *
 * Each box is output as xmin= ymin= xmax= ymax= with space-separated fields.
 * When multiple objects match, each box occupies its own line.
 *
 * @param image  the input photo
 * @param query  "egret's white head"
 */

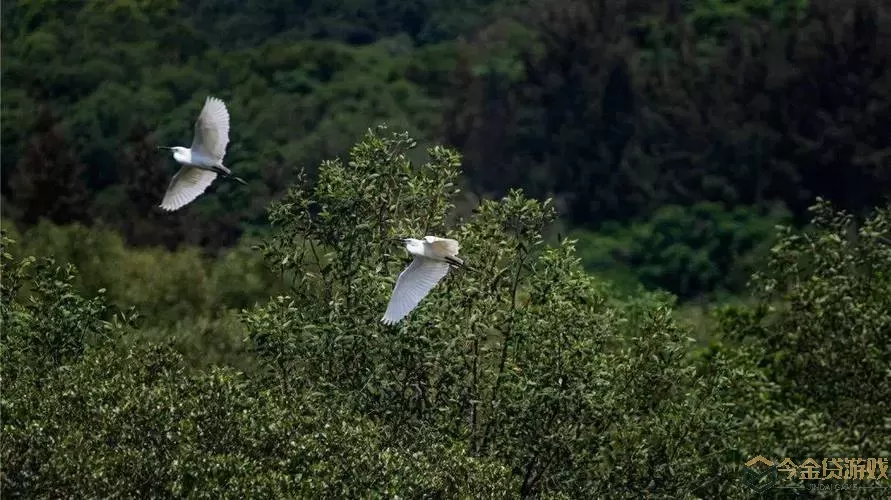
xmin=159 ymin=146 xmax=189 ymax=162
xmin=398 ymin=237 xmax=424 ymax=253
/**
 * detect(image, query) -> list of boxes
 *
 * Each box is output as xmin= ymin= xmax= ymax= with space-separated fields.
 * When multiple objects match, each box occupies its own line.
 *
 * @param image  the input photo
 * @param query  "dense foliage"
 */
xmin=447 ymin=0 xmax=891 ymax=226
xmin=573 ymin=202 xmax=791 ymax=299
xmin=2 ymin=0 xmax=889 ymax=495
xmin=3 ymin=131 xmax=889 ymax=497
xmin=717 ymin=199 xmax=891 ymax=457
xmin=2 ymin=220 xmax=281 ymax=369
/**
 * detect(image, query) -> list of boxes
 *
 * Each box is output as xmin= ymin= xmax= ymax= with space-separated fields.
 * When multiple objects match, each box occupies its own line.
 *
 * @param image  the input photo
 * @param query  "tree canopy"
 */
xmin=3 ymin=129 xmax=889 ymax=496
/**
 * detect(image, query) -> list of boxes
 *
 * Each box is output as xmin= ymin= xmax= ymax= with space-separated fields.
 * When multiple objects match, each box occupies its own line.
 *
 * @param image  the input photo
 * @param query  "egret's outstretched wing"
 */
xmin=382 ymin=257 xmax=450 ymax=325
xmin=190 ymin=96 xmax=230 ymax=162
xmin=159 ymin=166 xmax=217 ymax=211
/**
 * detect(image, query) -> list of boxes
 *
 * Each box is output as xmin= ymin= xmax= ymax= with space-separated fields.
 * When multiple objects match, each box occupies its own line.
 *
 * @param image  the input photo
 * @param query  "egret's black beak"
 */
xmin=157 ymin=146 xmax=173 ymax=151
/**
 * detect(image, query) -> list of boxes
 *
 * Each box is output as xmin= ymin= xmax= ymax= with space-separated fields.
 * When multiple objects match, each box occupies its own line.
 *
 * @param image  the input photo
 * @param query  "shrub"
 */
xmin=715 ymin=199 xmax=891 ymax=464
xmin=5 ymin=221 xmax=284 ymax=368
xmin=0 ymin=230 xmax=515 ymax=498
xmin=247 ymin=126 xmax=750 ymax=497
xmin=573 ymin=202 xmax=791 ymax=299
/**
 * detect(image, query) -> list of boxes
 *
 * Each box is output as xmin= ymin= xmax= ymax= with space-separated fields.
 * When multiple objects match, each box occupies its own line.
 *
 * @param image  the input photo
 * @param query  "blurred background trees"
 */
xmin=447 ymin=0 xmax=890 ymax=226
xmin=572 ymin=202 xmax=791 ymax=299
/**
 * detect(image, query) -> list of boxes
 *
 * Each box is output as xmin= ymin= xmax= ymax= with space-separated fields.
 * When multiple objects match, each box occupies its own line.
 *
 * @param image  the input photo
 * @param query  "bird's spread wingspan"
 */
xmin=382 ymin=257 xmax=450 ymax=325
xmin=159 ymin=166 xmax=218 ymax=211
xmin=191 ymin=96 xmax=230 ymax=162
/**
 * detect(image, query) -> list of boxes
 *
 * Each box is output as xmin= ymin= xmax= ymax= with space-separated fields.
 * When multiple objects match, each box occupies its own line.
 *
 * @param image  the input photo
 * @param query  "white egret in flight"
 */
xmin=158 ymin=96 xmax=246 ymax=211
xmin=381 ymin=236 xmax=465 ymax=325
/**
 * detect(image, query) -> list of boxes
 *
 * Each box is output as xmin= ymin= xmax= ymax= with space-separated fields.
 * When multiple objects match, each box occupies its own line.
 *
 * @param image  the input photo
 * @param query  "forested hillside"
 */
xmin=448 ymin=0 xmax=891 ymax=225
xmin=2 ymin=0 xmax=890 ymax=496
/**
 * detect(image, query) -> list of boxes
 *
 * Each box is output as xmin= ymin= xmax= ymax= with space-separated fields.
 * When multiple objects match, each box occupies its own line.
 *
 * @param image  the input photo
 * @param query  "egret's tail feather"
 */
xmin=448 ymin=256 xmax=478 ymax=272
xmin=445 ymin=255 xmax=468 ymax=269
xmin=212 ymin=166 xmax=248 ymax=186
xmin=223 ymin=173 xmax=248 ymax=186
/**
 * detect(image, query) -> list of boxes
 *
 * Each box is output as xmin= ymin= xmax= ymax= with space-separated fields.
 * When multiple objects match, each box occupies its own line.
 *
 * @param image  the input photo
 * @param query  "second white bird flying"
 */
xmin=158 ymin=95 xmax=247 ymax=212
xmin=381 ymin=236 xmax=465 ymax=325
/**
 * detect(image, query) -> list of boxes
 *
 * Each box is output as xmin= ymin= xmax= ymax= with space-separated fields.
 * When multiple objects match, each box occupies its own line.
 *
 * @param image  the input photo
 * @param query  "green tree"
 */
xmin=573 ymin=202 xmax=792 ymax=299
xmin=445 ymin=0 xmax=891 ymax=226
xmin=715 ymin=199 xmax=891 ymax=463
xmin=246 ymin=127 xmax=751 ymax=497
xmin=5 ymin=220 xmax=290 ymax=369
xmin=0 ymin=229 xmax=515 ymax=498
xmin=7 ymin=108 xmax=91 ymax=226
